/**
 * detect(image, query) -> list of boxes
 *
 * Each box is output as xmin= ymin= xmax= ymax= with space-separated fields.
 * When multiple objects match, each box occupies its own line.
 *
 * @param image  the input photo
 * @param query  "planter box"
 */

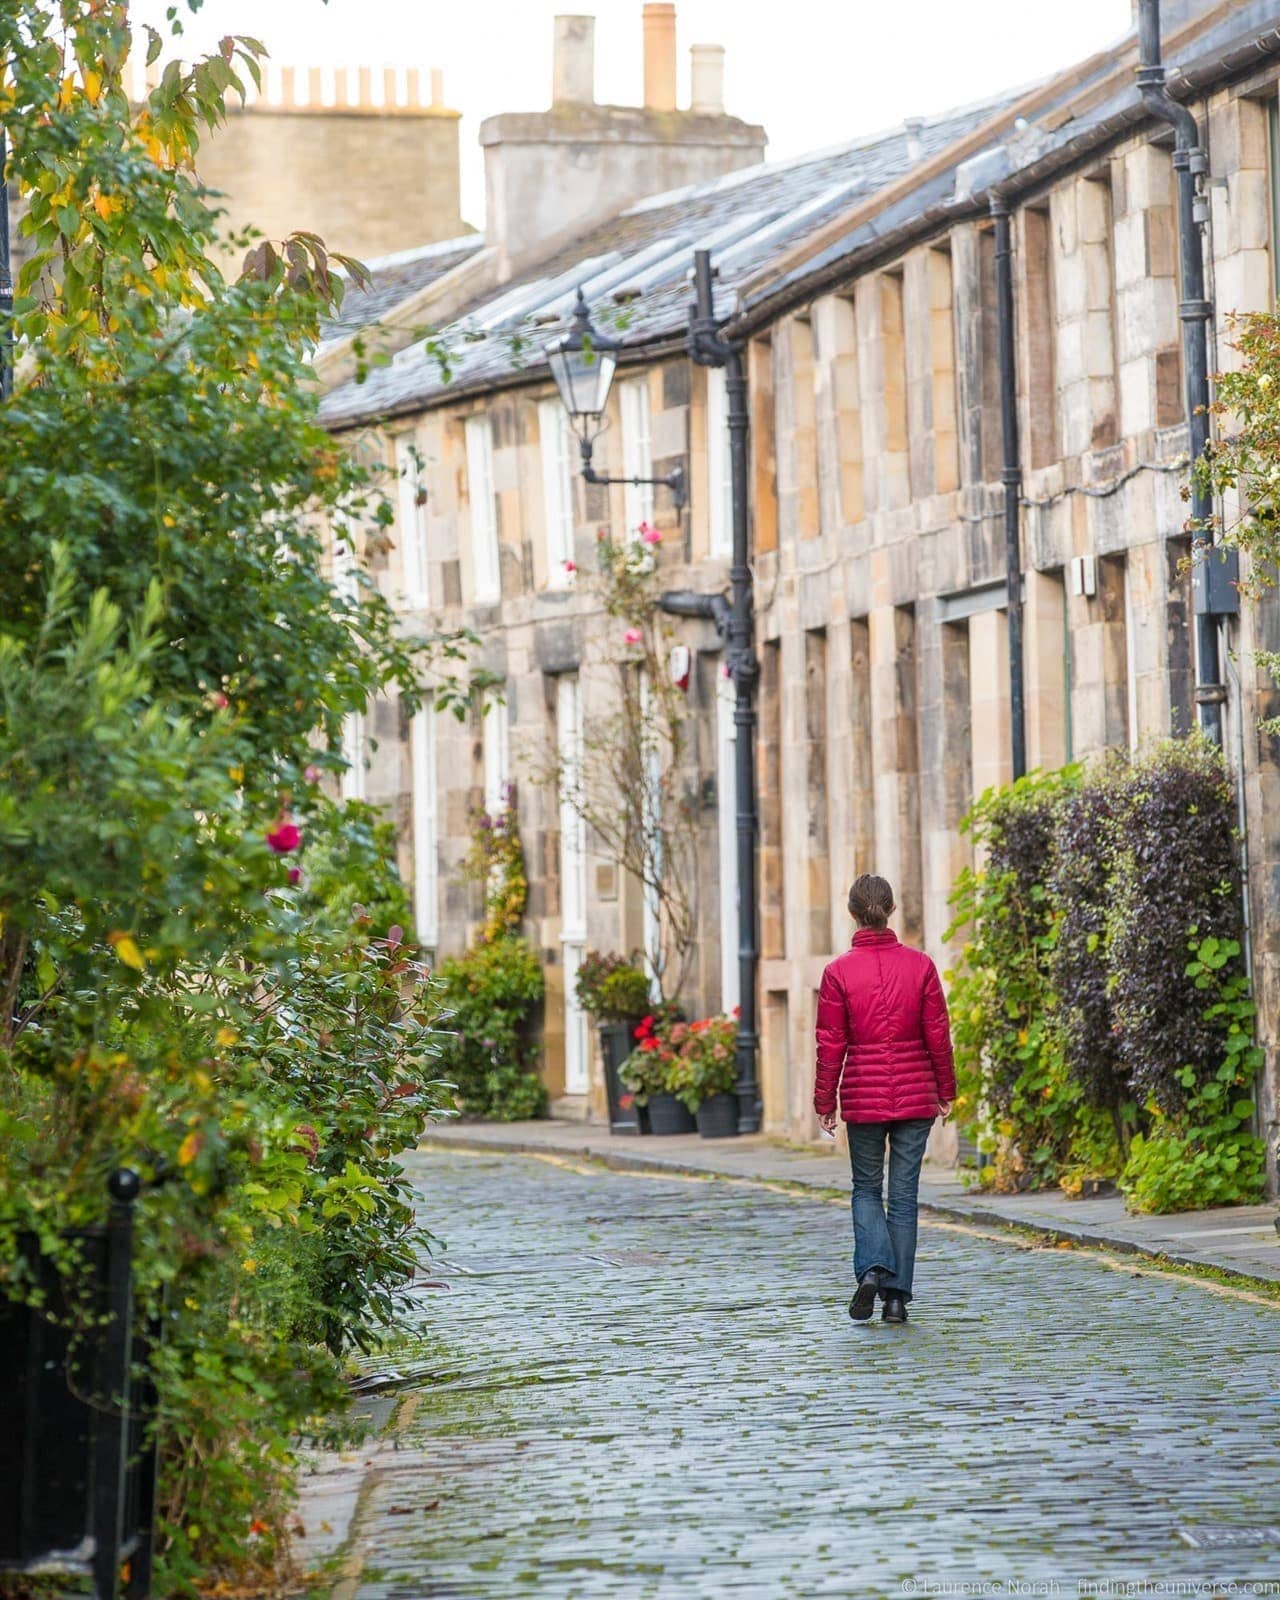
xmin=0 ymin=1171 xmax=157 ymax=1600
xmin=647 ymin=1092 xmax=696 ymax=1136
xmin=598 ymin=1020 xmax=644 ymax=1135
xmin=695 ymin=1092 xmax=739 ymax=1139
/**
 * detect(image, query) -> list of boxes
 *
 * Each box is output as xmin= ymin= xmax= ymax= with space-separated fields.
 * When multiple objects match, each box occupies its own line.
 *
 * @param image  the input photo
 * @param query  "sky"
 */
xmin=131 ymin=0 xmax=1136 ymax=230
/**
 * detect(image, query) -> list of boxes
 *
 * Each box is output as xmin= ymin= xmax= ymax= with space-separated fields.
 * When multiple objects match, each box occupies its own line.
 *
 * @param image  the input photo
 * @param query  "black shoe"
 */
xmin=848 ymin=1269 xmax=883 ymax=1321
xmin=882 ymin=1292 xmax=908 ymax=1324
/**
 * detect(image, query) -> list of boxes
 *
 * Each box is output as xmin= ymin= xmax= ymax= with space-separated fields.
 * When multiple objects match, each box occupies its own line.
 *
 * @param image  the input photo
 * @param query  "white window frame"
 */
xmin=620 ymin=377 xmax=654 ymax=534
xmin=331 ymin=521 xmax=358 ymax=603
xmin=706 ymin=367 xmax=733 ymax=559
xmin=394 ymin=429 xmax=430 ymax=609
xmin=411 ymin=707 xmax=439 ymax=949
xmin=638 ymin=667 xmax=662 ymax=1000
xmin=464 ymin=414 xmax=500 ymax=604
xmin=716 ymin=671 xmax=740 ymax=1013
xmin=557 ymin=675 xmax=589 ymax=1094
xmin=539 ymin=400 xmax=576 ymax=588
xmin=341 ymin=709 xmax=366 ymax=802
xmin=482 ymin=689 xmax=510 ymax=817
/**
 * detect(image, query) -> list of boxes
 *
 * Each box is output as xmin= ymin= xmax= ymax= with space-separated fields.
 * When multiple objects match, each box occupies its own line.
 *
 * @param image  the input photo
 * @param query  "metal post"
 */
xmin=991 ymin=197 xmax=1027 ymax=781
xmin=91 ymin=1169 xmax=141 ymax=1600
xmin=684 ymin=248 xmax=761 ymax=1134
xmin=1136 ymin=0 xmax=1226 ymax=746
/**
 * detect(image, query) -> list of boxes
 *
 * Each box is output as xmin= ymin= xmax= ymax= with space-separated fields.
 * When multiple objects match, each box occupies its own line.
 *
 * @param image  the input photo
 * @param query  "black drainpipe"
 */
xmin=662 ymin=248 xmax=761 ymax=1134
xmin=991 ymin=195 xmax=1027 ymax=781
xmin=1136 ymin=0 xmax=1231 ymax=747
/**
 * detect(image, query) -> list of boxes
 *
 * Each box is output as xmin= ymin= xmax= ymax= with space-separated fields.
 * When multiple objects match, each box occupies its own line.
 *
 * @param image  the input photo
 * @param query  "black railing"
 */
xmin=0 ymin=1168 xmax=158 ymax=1599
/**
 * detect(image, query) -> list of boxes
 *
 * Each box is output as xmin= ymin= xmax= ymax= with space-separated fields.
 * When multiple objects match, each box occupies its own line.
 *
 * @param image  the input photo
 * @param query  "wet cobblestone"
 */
xmin=347 ymin=1148 xmax=1280 ymax=1599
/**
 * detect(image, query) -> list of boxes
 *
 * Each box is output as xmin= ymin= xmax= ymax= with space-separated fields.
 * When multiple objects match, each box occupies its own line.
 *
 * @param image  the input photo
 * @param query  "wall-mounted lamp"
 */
xmin=547 ymin=289 xmax=686 ymax=512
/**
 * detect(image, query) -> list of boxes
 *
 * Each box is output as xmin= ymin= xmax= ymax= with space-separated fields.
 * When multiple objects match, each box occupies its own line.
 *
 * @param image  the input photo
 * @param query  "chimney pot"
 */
xmin=643 ymin=2 xmax=677 ymax=113
xmin=552 ymin=15 xmax=595 ymax=105
xmin=689 ymin=43 xmax=724 ymax=115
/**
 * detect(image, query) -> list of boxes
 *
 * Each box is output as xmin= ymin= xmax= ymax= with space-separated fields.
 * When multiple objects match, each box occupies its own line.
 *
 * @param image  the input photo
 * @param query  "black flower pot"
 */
xmin=695 ymin=1092 xmax=739 ymax=1139
xmin=598 ymin=1020 xmax=644 ymax=1134
xmin=647 ymin=1092 xmax=696 ymax=1135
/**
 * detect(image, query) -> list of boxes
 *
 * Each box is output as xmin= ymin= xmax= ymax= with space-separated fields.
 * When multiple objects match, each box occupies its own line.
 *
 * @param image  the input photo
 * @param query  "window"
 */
xmin=538 ymin=399 xmax=576 ymax=586
xmin=482 ymin=689 xmax=509 ymax=817
xmin=706 ymin=367 xmax=733 ymax=558
xmin=341 ymin=709 xmax=366 ymax=802
xmin=638 ymin=667 xmax=662 ymax=997
xmin=330 ymin=521 xmax=358 ymax=602
xmin=394 ymin=430 xmax=429 ymax=608
xmin=715 ymin=671 xmax=739 ymax=1011
xmin=464 ymin=414 xmax=500 ymax=603
xmin=557 ymin=674 xmax=589 ymax=1095
xmin=620 ymin=377 xmax=654 ymax=532
xmin=411 ymin=708 xmax=439 ymax=948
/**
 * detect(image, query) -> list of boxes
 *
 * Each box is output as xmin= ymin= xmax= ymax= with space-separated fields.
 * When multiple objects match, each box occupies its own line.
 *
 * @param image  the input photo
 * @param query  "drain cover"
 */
xmin=1177 ymin=1525 xmax=1280 ymax=1549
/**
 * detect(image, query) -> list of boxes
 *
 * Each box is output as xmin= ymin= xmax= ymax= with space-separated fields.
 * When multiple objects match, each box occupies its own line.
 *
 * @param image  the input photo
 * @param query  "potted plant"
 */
xmin=671 ymin=1015 xmax=740 ymax=1138
xmin=574 ymin=951 xmax=652 ymax=1134
xmin=620 ymin=1015 xmax=695 ymax=1135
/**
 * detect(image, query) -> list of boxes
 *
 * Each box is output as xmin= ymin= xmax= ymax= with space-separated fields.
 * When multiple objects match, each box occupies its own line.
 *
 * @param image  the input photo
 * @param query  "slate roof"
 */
xmin=319 ymin=95 xmax=1021 ymax=431
xmin=319 ymin=0 xmax=1280 ymax=435
xmin=320 ymin=232 xmax=484 ymax=342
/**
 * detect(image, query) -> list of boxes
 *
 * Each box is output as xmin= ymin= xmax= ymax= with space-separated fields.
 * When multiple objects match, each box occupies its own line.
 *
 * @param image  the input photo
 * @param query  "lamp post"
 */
xmin=547 ymin=289 xmax=685 ymax=511
xmin=547 ymin=260 xmax=760 ymax=1136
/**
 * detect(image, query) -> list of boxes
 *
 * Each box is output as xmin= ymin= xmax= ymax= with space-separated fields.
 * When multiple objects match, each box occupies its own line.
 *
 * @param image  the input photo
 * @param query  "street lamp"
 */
xmin=547 ymin=289 xmax=686 ymax=511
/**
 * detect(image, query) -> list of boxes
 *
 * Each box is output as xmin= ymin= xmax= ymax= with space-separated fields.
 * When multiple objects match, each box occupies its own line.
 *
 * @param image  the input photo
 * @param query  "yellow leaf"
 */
xmin=58 ymin=74 xmax=76 ymax=109
xmin=215 ymin=1026 xmax=238 ymax=1048
xmin=93 ymin=193 xmax=120 ymax=220
xmin=109 ymin=933 xmax=146 ymax=972
xmin=228 ymin=765 xmax=244 ymax=784
xmin=177 ymin=1131 xmax=203 ymax=1167
xmin=82 ymin=69 xmax=102 ymax=104
xmin=193 ymin=1070 xmax=213 ymax=1094
xmin=1017 ymin=1028 xmax=1029 ymax=1046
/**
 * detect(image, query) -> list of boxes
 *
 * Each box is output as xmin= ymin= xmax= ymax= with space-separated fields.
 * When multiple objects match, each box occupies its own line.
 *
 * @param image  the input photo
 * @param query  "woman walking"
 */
xmin=813 ymin=874 xmax=955 ymax=1325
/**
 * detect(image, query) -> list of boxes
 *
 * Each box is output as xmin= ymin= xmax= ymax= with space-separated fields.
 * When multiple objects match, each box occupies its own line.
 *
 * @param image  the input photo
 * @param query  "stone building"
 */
xmin=320 ymin=1 xmax=1280 ymax=1183
xmin=194 ymin=63 xmax=467 ymax=261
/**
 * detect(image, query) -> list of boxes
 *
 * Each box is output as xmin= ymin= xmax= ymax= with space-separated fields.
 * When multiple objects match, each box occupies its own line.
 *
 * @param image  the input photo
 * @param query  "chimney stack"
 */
xmin=689 ymin=43 xmax=724 ymax=115
xmin=643 ymin=2 xmax=677 ymax=112
xmin=552 ymin=15 xmax=595 ymax=105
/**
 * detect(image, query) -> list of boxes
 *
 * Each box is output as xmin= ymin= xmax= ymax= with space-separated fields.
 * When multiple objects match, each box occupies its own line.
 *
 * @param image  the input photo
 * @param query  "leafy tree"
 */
xmin=0 ymin=3 xmax=472 ymax=1591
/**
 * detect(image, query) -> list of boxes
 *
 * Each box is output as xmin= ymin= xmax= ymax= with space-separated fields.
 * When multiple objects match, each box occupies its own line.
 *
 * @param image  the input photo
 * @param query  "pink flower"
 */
xmin=722 ymin=662 xmax=732 ymax=679
xmin=641 ymin=527 xmax=662 ymax=546
xmin=286 ymin=865 xmax=302 ymax=885
xmin=563 ymin=559 xmax=577 ymax=574
xmin=304 ymin=764 xmax=321 ymax=784
xmin=623 ymin=627 xmax=643 ymax=646
xmin=211 ymin=692 xmax=229 ymax=710
xmin=266 ymin=821 xmax=301 ymax=854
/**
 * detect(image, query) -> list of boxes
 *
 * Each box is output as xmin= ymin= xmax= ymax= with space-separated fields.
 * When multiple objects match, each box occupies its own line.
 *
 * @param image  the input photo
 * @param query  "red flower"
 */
xmin=563 ymin=559 xmax=577 ymax=574
xmin=634 ymin=1014 xmax=655 ymax=1040
xmin=640 ymin=1037 xmax=660 ymax=1053
xmin=286 ymin=865 xmax=302 ymax=885
xmin=266 ymin=821 xmax=301 ymax=854
xmin=619 ymin=1093 xmax=634 ymax=1110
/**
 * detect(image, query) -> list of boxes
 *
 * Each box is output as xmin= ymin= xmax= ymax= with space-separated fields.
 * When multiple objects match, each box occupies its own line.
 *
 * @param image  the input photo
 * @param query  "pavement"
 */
xmin=422 ymin=1118 xmax=1280 ymax=1287
xmin=318 ymin=1143 xmax=1280 ymax=1599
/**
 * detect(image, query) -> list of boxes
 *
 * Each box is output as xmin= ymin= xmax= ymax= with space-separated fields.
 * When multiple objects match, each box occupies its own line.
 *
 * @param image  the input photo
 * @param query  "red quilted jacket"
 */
xmin=813 ymin=928 xmax=956 ymax=1123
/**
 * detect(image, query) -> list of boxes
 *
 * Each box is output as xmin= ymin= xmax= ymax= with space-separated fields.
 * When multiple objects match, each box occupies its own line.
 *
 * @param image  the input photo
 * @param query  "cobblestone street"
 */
xmin=341 ymin=1147 xmax=1280 ymax=1599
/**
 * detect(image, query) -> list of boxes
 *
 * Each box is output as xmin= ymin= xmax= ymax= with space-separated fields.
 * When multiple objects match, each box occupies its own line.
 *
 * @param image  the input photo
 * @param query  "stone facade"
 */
xmin=332 ymin=13 xmax=1280 ymax=1182
xmin=196 ymin=66 xmax=466 ymax=261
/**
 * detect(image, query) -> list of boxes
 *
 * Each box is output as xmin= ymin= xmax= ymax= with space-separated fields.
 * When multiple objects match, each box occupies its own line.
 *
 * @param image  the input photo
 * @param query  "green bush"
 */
xmin=574 ymin=950 xmax=651 ymax=1020
xmin=947 ymin=737 xmax=1265 ymax=1214
xmin=0 ymin=11 xmax=477 ymax=1593
xmin=435 ymin=935 xmax=547 ymax=1120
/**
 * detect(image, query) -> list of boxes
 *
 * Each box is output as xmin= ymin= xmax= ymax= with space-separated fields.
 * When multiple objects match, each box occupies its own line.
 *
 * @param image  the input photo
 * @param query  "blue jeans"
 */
xmin=846 ymin=1118 xmax=934 ymax=1301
